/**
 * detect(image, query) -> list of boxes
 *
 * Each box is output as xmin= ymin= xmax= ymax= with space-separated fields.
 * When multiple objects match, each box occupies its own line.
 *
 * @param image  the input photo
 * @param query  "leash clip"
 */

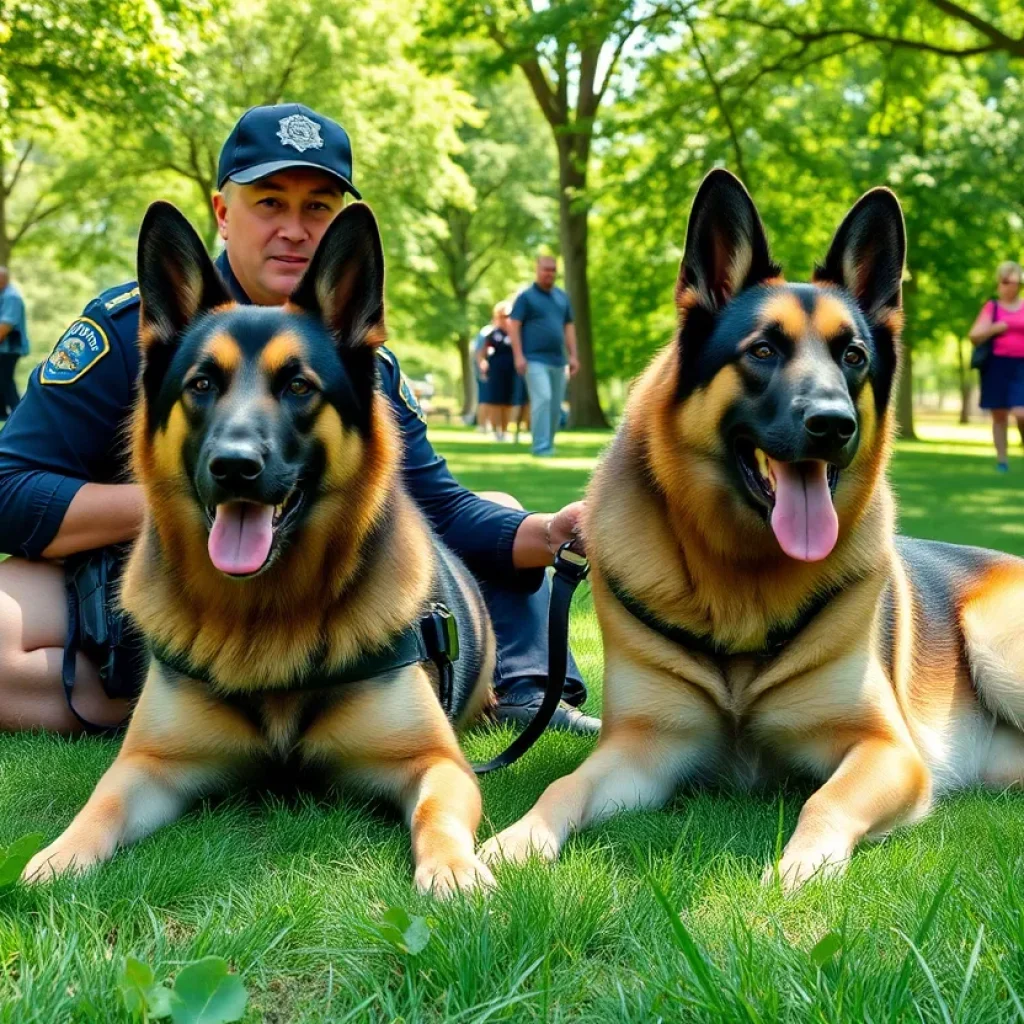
xmin=553 ymin=540 xmax=590 ymax=585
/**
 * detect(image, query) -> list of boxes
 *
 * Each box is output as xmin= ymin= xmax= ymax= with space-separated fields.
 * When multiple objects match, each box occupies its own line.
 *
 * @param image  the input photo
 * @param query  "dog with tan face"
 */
xmin=483 ymin=169 xmax=1024 ymax=888
xmin=23 ymin=202 xmax=497 ymax=897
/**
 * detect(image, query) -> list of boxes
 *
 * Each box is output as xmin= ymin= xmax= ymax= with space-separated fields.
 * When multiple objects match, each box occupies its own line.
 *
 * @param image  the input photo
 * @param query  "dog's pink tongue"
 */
xmin=208 ymin=502 xmax=274 ymax=575
xmin=768 ymin=459 xmax=838 ymax=562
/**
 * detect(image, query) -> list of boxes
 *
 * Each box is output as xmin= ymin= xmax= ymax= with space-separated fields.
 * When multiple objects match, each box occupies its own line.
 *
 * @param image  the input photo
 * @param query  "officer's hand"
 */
xmin=548 ymin=500 xmax=586 ymax=557
xmin=478 ymin=360 xmax=489 ymax=381
xmin=515 ymin=355 xmax=528 ymax=377
xmin=568 ymin=354 xmax=580 ymax=378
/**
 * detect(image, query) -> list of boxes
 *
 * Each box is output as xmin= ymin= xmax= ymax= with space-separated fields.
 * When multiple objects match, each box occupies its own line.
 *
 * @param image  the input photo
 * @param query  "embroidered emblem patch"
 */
xmin=277 ymin=114 xmax=324 ymax=153
xmin=41 ymin=318 xmax=110 ymax=385
xmin=399 ymin=374 xmax=426 ymax=423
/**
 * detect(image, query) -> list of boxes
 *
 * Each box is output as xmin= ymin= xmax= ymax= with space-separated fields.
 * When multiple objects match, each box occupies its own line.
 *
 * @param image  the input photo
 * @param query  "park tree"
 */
xmin=0 ymin=0 xmax=204 ymax=266
xmin=719 ymin=0 xmax=1024 ymax=63
xmin=422 ymin=0 xmax=694 ymax=428
xmin=391 ymin=77 xmax=557 ymax=416
xmin=584 ymin=5 xmax=1024 ymax=437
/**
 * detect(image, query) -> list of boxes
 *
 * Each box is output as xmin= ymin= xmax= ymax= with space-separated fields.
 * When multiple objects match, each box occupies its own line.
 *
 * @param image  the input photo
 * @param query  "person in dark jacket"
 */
xmin=0 ymin=104 xmax=597 ymax=736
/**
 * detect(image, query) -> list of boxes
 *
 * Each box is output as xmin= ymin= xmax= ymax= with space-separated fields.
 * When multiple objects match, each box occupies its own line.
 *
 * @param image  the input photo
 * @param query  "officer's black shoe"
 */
xmin=493 ymin=679 xmax=601 ymax=736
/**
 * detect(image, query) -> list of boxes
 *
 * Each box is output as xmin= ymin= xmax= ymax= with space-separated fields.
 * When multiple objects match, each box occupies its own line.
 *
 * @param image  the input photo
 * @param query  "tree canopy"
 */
xmin=3 ymin=0 xmax=1022 ymax=433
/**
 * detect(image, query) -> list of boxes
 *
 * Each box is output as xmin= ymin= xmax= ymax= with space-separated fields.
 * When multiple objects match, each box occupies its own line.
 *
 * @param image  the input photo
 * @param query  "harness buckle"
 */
xmin=423 ymin=602 xmax=460 ymax=664
xmin=423 ymin=603 xmax=459 ymax=714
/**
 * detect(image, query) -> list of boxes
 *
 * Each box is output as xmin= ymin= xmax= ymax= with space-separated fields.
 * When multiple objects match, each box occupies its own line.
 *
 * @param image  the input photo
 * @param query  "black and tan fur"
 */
xmin=24 ymin=202 xmax=496 ymax=896
xmin=482 ymin=170 xmax=1024 ymax=888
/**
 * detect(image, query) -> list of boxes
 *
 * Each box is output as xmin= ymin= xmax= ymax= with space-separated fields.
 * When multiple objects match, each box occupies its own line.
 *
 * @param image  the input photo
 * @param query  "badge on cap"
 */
xmin=277 ymin=114 xmax=324 ymax=153
xmin=41 ymin=318 xmax=110 ymax=385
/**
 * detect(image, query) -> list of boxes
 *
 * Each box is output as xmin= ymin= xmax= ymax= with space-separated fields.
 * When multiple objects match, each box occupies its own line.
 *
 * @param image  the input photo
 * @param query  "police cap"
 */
xmin=217 ymin=103 xmax=361 ymax=198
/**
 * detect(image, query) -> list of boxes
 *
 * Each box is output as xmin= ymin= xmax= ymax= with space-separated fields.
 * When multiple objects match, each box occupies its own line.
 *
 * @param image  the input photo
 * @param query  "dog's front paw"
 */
xmin=21 ymin=838 xmax=97 ymax=884
xmin=479 ymin=817 xmax=561 ymax=867
xmin=762 ymin=837 xmax=851 ymax=892
xmin=414 ymin=854 xmax=496 ymax=899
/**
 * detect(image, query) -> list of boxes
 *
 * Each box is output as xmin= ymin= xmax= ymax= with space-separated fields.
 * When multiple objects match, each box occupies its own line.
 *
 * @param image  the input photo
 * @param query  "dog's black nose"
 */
xmin=804 ymin=403 xmax=857 ymax=444
xmin=208 ymin=445 xmax=264 ymax=486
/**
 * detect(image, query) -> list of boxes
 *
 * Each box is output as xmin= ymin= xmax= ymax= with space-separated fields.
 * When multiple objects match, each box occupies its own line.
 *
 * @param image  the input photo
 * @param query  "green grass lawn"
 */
xmin=3 ymin=421 xmax=1024 ymax=1022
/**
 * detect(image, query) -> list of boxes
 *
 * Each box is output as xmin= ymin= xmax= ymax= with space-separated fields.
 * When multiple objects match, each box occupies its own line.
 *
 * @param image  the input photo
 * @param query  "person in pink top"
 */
xmin=970 ymin=260 xmax=1024 ymax=471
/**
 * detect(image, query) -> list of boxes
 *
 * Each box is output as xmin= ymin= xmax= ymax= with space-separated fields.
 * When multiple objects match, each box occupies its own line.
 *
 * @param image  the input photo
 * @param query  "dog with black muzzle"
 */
xmin=23 ymin=200 xmax=497 ymax=897
xmin=483 ymin=169 xmax=1024 ymax=888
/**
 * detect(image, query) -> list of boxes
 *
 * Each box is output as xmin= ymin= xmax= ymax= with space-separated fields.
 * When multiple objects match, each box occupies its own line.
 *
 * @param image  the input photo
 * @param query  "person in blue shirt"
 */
xmin=0 ymin=104 xmax=597 ymax=736
xmin=0 ymin=267 xmax=31 ymax=420
xmin=508 ymin=257 xmax=579 ymax=457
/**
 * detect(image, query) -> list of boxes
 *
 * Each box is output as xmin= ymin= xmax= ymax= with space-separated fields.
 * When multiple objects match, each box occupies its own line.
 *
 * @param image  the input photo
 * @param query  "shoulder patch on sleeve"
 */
xmin=40 ymin=318 xmax=110 ymax=385
xmin=103 ymin=285 xmax=140 ymax=314
xmin=399 ymin=373 xmax=427 ymax=423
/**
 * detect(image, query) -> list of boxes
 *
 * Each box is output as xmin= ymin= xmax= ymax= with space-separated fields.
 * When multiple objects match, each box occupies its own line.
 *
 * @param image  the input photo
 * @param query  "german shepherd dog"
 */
xmin=24 ymin=202 xmax=498 ymax=896
xmin=482 ymin=170 xmax=1024 ymax=888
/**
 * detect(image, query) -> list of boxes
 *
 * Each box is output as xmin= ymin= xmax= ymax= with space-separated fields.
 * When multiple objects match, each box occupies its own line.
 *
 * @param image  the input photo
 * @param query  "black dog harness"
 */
xmin=152 ymin=601 xmax=462 ymax=711
xmin=147 ymin=544 xmax=590 ymax=774
xmin=604 ymin=573 xmax=846 ymax=659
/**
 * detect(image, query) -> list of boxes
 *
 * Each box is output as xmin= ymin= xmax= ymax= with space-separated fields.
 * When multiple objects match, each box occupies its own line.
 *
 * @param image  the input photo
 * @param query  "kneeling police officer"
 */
xmin=0 ymin=104 xmax=597 ymax=736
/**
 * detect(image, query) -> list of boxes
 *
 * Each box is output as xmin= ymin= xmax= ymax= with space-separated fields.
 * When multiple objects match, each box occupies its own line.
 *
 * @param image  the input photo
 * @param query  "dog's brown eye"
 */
xmin=751 ymin=343 xmax=776 ymax=360
xmin=188 ymin=375 xmax=213 ymax=394
xmin=288 ymin=378 xmax=313 ymax=397
xmin=843 ymin=345 xmax=867 ymax=367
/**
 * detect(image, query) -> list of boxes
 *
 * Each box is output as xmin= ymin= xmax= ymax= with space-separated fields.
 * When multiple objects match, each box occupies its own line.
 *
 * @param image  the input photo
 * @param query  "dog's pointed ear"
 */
xmin=677 ymin=169 xmax=780 ymax=313
xmin=289 ymin=203 xmax=386 ymax=349
xmin=814 ymin=188 xmax=906 ymax=321
xmin=137 ymin=201 xmax=230 ymax=347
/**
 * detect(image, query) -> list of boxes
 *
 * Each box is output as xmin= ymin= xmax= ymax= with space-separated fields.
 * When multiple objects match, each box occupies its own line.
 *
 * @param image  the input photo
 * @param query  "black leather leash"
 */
xmin=472 ymin=541 xmax=590 ymax=774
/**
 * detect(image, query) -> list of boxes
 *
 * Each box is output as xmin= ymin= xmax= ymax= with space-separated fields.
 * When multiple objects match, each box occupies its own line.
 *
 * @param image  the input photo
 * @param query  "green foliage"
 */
xmin=0 ymin=832 xmax=43 ymax=894
xmin=4 ymin=0 xmax=1024 ymax=401
xmin=372 ymin=906 xmax=435 ymax=956
xmin=119 ymin=955 xmax=247 ymax=1023
xmin=587 ymin=4 xmax=1024 ymax=382
xmin=0 ymin=0 xmax=204 ymax=119
xmin=388 ymin=73 xmax=556 ymax=394
xmin=120 ymin=956 xmax=175 ymax=1019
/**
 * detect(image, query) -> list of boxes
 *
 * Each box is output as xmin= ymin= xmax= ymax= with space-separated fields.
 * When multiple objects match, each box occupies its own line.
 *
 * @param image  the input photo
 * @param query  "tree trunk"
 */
xmin=557 ymin=140 xmax=607 ymax=429
xmin=457 ymin=328 xmax=476 ymax=419
xmin=896 ymin=339 xmax=916 ymax=440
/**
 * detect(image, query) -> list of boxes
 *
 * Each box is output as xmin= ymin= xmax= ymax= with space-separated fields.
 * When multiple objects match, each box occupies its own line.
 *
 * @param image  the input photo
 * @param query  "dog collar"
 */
xmin=603 ymin=573 xmax=844 ymax=659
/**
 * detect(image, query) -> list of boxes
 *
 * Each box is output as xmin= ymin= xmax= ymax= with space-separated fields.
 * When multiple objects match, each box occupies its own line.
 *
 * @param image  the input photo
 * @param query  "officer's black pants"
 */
xmin=479 ymin=574 xmax=586 ymax=706
xmin=0 ymin=354 xmax=20 ymax=420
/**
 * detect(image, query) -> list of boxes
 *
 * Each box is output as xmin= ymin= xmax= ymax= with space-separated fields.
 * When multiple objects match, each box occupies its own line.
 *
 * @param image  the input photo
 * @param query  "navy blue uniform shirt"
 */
xmin=0 ymin=252 xmax=539 ymax=588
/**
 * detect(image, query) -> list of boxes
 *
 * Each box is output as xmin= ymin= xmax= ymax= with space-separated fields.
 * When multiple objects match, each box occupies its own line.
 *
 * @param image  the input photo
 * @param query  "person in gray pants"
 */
xmin=508 ymin=256 xmax=579 ymax=457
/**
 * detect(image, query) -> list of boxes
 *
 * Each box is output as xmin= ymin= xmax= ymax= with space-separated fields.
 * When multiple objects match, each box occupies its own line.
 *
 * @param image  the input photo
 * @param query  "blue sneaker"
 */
xmin=997 ymin=461 xmax=1010 ymax=473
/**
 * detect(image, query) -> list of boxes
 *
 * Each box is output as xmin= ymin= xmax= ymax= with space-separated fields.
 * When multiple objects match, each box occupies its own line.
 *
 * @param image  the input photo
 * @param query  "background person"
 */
xmin=476 ymin=301 xmax=520 ymax=441
xmin=508 ymin=256 xmax=579 ymax=457
xmin=970 ymin=260 xmax=1024 ymax=471
xmin=0 ymin=267 xmax=30 ymax=421
xmin=473 ymin=318 xmax=495 ymax=435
